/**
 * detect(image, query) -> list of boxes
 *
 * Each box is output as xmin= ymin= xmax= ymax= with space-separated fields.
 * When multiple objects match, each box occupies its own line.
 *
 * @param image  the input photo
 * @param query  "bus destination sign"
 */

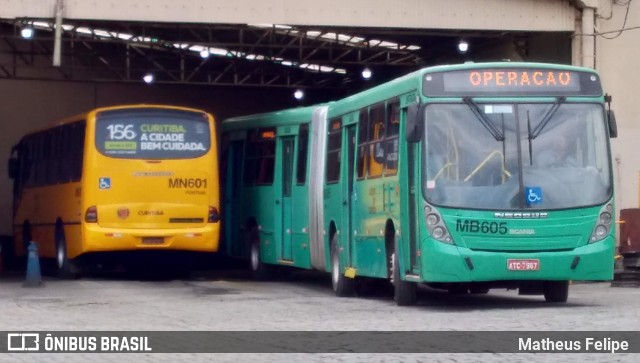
xmin=423 ymin=68 xmax=602 ymax=97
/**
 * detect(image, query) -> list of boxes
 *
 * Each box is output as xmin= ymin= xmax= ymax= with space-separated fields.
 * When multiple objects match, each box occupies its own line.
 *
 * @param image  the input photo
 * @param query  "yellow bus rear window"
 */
xmin=95 ymin=109 xmax=211 ymax=159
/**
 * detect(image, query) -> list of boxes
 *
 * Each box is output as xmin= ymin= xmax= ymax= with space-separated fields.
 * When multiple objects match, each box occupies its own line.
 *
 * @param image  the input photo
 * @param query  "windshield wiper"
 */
xmin=529 ymin=96 xmax=566 ymax=139
xmin=463 ymin=98 xmax=504 ymax=141
xmin=527 ymin=111 xmax=533 ymax=165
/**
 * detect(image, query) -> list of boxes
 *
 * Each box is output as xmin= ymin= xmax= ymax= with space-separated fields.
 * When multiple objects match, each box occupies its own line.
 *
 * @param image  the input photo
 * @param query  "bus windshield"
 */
xmin=95 ymin=109 xmax=211 ymax=159
xmin=423 ymin=102 xmax=612 ymax=210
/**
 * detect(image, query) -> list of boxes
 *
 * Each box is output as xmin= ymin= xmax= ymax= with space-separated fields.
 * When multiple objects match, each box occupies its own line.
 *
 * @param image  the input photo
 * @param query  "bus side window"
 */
xmin=326 ymin=118 xmax=342 ymax=183
xmin=368 ymin=104 xmax=385 ymax=178
xmin=48 ymin=129 xmax=61 ymax=185
xmin=34 ymin=134 xmax=45 ymax=186
xmin=243 ymin=130 xmax=257 ymax=185
xmin=384 ymin=100 xmax=400 ymax=176
xmin=296 ymin=124 xmax=309 ymax=185
xmin=22 ymin=139 xmax=33 ymax=186
xmin=356 ymin=109 xmax=368 ymax=179
xmin=70 ymin=122 xmax=85 ymax=182
xmin=59 ymin=125 xmax=71 ymax=183
xmin=256 ymin=129 xmax=276 ymax=185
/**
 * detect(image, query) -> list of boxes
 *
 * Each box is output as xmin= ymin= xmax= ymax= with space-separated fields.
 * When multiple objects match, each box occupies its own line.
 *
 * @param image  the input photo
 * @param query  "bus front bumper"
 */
xmin=419 ymin=236 xmax=615 ymax=282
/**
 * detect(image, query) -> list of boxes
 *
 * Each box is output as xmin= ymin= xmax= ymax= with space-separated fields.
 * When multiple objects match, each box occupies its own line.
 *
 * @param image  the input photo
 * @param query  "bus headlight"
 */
xmin=594 ymin=225 xmax=608 ymax=238
xmin=424 ymin=203 xmax=454 ymax=244
xmin=589 ymin=202 xmax=613 ymax=243
xmin=432 ymin=226 xmax=445 ymax=239
xmin=599 ymin=212 xmax=611 ymax=225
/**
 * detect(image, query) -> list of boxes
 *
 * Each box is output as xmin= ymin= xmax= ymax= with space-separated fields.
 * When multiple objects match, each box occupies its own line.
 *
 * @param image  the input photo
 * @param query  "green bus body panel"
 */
xmin=415 ymin=206 xmax=615 ymax=282
xmin=443 ymin=208 xmax=598 ymax=251
xmin=221 ymin=106 xmax=318 ymax=270
xmin=350 ymin=177 xmax=401 ymax=278
xmin=221 ymin=62 xmax=613 ymax=286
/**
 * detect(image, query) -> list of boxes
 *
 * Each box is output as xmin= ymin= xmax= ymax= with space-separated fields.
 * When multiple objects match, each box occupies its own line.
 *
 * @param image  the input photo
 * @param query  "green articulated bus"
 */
xmin=220 ymin=62 xmax=617 ymax=306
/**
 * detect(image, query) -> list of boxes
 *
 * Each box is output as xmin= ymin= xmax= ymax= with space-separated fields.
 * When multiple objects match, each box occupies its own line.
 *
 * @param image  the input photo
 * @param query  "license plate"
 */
xmin=507 ymin=259 xmax=539 ymax=271
xmin=142 ymin=237 xmax=164 ymax=245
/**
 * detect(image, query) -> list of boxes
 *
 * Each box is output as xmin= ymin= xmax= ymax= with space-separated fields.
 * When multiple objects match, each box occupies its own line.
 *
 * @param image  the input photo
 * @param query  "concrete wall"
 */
xmin=1 ymin=0 xmax=576 ymax=31
xmin=596 ymin=0 xmax=640 ymax=213
xmin=0 ymin=79 xmax=306 ymax=235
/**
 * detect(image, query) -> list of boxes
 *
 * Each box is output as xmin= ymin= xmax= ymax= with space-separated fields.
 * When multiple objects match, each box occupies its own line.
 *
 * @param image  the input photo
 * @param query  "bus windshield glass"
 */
xmin=423 ymin=102 xmax=612 ymax=210
xmin=95 ymin=109 xmax=211 ymax=159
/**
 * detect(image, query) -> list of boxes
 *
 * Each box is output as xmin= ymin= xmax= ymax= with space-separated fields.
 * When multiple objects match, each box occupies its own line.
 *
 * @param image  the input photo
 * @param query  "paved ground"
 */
xmin=1 ymin=263 xmax=639 ymax=362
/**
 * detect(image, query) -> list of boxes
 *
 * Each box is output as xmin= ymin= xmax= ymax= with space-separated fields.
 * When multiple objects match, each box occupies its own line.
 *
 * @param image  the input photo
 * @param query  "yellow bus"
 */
xmin=7 ymin=104 xmax=220 ymax=277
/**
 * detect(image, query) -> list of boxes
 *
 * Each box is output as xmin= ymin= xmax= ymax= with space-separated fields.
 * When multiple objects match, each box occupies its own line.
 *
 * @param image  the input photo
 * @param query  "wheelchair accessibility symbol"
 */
xmin=525 ymin=186 xmax=542 ymax=206
xmin=99 ymin=177 xmax=111 ymax=190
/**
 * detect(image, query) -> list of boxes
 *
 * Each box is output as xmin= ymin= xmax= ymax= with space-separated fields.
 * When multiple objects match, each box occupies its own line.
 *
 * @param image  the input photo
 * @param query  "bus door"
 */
xmin=278 ymin=136 xmax=295 ymax=261
xmin=224 ymin=140 xmax=244 ymax=257
xmin=342 ymin=124 xmax=357 ymax=266
xmin=401 ymin=106 xmax=420 ymax=271
xmin=406 ymin=140 xmax=420 ymax=270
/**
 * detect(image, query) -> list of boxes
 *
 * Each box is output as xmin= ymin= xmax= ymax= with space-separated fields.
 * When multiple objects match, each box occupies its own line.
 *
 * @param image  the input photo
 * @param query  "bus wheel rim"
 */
xmin=331 ymin=251 xmax=339 ymax=288
xmin=57 ymin=242 xmax=64 ymax=269
xmin=250 ymin=243 xmax=259 ymax=271
xmin=389 ymin=252 xmax=396 ymax=286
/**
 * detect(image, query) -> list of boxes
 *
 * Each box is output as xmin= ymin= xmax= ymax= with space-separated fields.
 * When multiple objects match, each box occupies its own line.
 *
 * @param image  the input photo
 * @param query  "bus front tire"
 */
xmin=390 ymin=247 xmax=417 ymax=306
xmin=543 ymin=280 xmax=569 ymax=303
xmin=249 ymin=229 xmax=273 ymax=280
xmin=330 ymin=235 xmax=354 ymax=297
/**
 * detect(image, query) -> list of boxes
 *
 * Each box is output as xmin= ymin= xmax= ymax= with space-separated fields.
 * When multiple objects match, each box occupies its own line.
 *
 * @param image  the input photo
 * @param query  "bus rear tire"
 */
xmin=249 ymin=228 xmax=273 ymax=280
xmin=543 ymin=280 xmax=569 ymax=303
xmin=389 ymin=246 xmax=417 ymax=306
xmin=330 ymin=235 xmax=354 ymax=297
xmin=56 ymin=232 xmax=81 ymax=279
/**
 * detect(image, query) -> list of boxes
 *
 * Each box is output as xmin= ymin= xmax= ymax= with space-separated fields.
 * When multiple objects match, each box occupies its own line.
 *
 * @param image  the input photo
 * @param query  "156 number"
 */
xmin=107 ymin=124 xmax=136 ymax=140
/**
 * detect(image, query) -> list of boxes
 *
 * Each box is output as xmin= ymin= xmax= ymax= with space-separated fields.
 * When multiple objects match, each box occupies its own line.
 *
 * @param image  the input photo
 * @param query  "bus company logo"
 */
xmin=117 ymin=207 xmax=130 ymax=219
xmin=494 ymin=212 xmax=548 ymax=219
xmin=7 ymin=333 xmax=40 ymax=351
xmin=138 ymin=210 xmax=164 ymax=216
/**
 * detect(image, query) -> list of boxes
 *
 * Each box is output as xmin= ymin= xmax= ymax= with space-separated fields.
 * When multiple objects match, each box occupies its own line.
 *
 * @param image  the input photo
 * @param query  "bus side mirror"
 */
xmin=406 ymin=103 xmax=423 ymax=143
xmin=608 ymin=110 xmax=617 ymax=138
xmin=7 ymin=158 xmax=18 ymax=179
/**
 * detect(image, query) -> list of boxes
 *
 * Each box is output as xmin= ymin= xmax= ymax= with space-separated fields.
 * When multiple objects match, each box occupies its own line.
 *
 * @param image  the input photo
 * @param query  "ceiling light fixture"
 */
xmin=21 ymin=27 xmax=34 ymax=39
xmin=294 ymin=89 xmax=304 ymax=100
xmin=143 ymin=73 xmax=154 ymax=84
xmin=361 ymin=67 xmax=372 ymax=80
xmin=458 ymin=40 xmax=469 ymax=53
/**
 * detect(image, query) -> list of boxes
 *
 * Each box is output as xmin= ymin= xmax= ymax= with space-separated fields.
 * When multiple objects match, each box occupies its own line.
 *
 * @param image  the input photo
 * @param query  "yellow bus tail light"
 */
xmin=85 ymin=206 xmax=98 ymax=223
xmin=208 ymin=206 xmax=219 ymax=223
